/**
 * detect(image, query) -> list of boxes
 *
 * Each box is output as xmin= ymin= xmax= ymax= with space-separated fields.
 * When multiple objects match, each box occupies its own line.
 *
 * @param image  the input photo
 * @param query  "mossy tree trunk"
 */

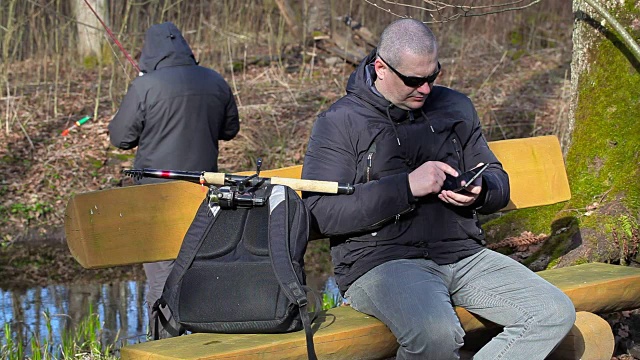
xmin=484 ymin=0 xmax=640 ymax=270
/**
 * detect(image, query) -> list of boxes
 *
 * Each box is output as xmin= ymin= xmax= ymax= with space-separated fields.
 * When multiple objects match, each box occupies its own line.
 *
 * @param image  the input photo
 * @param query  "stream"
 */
xmin=0 ymin=275 xmax=339 ymax=354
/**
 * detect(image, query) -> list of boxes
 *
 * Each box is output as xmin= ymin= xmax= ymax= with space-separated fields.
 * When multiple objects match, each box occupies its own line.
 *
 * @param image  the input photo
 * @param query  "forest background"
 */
xmin=0 ymin=0 xmax=639 ymax=358
xmin=0 ymin=0 xmax=573 ymax=245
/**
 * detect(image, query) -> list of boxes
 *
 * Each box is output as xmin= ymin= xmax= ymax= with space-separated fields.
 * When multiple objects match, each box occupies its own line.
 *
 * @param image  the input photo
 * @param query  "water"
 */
xmin=0 ymin=275 xmax=341 ymax=353
xmin=0 ymin=282 xmax=148 ymax=352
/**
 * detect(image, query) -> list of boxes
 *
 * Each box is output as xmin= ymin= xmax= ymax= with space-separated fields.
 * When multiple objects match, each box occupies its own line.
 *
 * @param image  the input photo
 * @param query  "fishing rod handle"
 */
xmin=200 ymin=172 xmax=354 ymax=195
xmin=269 ymin=177 xmax=353 ymax=195
xmin=201 ymin=172 xmax=226 ymax=185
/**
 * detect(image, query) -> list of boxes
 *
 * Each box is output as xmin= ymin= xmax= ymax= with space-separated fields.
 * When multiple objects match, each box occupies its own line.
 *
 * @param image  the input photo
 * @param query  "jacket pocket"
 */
xmin=365 ymin=142 xmax=376 ymax=182
xmin=349 ymin=207 xmax=414 ymax=242
xmin=451 ymin=137 xmax=465 ymax=171
xmin=455 ymin=216 xmax=486 ymax=245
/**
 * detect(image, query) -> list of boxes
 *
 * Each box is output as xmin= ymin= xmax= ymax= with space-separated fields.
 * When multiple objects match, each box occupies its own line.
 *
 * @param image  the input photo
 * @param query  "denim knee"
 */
xmin=555 ymin=294 xmax=576 ymax=332
xmin=537 ymin=290 xmax=576 ymax=335
xmin=397 ymin=320 xmax=464 ymax=359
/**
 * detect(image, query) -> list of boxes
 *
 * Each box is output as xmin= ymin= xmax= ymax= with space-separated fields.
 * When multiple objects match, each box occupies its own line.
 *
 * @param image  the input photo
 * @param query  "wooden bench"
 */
xmin=63 ymin=135 xmax=640 ymax=359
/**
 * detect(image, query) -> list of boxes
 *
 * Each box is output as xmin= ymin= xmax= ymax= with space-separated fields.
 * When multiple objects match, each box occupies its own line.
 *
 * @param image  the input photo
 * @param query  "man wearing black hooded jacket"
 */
xmin=109 ymin=22 xmax=239 ymax=338
xmin=302 ymin=19 xmax=575 ymax=359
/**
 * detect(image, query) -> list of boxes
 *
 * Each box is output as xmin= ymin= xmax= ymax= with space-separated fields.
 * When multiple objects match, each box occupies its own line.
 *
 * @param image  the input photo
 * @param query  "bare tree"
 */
xmin=72 ymin=0 xmax=108 ymax=59
xmin=275 ymin=0 xmax=333 ymax=37
xmin=307 ymin=0 xmax=332 ymax=34
xmin=363 ymin=0 xmax=542 ymax=23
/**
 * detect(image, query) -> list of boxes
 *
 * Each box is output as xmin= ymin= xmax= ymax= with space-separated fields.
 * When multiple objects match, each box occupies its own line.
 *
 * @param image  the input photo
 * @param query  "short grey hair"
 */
xmin=377 ymin=19 xmax=438 ymax=68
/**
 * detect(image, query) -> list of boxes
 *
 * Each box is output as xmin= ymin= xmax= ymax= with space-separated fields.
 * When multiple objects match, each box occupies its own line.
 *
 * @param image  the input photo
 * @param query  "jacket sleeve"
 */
xmin=219 ymin=86 xmax=240 ymax=141
xmin=463 ymin=109 xmax=510 ymax=214
xmin=302 ymin=112 xmax=414 ymax=237
xmin=108 ymin=84 xmax=144 ymax=150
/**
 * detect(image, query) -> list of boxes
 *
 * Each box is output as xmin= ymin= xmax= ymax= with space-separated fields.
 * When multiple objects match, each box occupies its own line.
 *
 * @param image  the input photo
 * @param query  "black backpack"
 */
xmin=153 ymin=184 xmax=318 ymax=359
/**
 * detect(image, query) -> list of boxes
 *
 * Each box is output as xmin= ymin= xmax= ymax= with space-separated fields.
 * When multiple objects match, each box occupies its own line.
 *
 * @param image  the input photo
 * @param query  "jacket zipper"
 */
xmin=365 ymin=143 xmax=376 ymax=182
xmin=366 ymin=152 xmax=374 ymax=182
xmin=362 ymin=205 xmax=415 ymax=231
xmin=452 ymin=138 xmax=465 ymax=171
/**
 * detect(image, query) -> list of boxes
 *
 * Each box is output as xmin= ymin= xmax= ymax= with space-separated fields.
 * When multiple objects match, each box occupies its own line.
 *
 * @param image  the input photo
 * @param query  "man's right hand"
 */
xmin=408 ymin=161 xmax=458 ymax=197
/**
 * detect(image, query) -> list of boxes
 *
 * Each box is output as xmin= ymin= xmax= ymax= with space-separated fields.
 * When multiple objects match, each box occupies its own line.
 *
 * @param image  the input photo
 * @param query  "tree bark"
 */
xmin=484 ymin=0 xmax=640 ymax=270
xmin=307 ymin=0 xmax=331 ymax=34
xmin=274 ymin=0 xmax=300 ymax=34
xmin=72 ymin=0 xmax=108 ymax=59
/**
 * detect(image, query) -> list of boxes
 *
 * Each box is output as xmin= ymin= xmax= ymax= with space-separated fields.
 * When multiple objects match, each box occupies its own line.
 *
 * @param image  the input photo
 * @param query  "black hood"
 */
xmin=139 ymin=22 xmax=196 ymax=73
xmin=346 ymin=48 xmax=425 ymax=123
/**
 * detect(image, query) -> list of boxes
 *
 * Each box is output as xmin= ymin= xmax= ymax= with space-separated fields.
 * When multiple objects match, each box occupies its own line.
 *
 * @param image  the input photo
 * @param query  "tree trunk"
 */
xmin=307 ymin=0 xmax=331 ymax=34
xmin=274 ymin=0 xmax=300 ymax=34
xmin=275 ymin=0 xmax=333 ymax=38
xmin=484 ymin=0 xmax=640 ymax=270
xmin=72 ymin=0 xmax=108 ymax=60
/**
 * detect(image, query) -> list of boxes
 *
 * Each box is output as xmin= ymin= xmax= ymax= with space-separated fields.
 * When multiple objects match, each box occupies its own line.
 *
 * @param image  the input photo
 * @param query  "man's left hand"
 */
xmin=438 ymin=163 xmax=484 ymax=206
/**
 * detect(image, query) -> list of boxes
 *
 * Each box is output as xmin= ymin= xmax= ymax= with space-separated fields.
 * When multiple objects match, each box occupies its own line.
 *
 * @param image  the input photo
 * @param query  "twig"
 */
xmin=307 ymin=41 xmax=317 ymax=81
xmin=227 ymin=38 xmax=242 ymax=107
xmin=16 ymin=116 xmax=36 ymax=153
xmin=201 ymin=20 xmax=251 ymax=41
xmin=490 ymin=109 xmax=508 ymax=140
xmin=597 ymin=188 xmax=612 ymax=203
xmin=582 ymin=0 xmax=640 ymax=63
xmin=476 ymin=50 xmax=507 ymax=95
xmin=269 ymin=67 xmax=299 ymax=107
xmin=363 ymin=0 xmax=542 ymax=23
xmin=4 ymin=80 xmax=10 ymax=134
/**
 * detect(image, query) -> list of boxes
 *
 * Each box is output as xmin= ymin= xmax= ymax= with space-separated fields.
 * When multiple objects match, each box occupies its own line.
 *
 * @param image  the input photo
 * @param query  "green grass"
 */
xmin=0 ymin=306 xmax=117 ymax=360
xmin=0 ymin=282 xmax=344 ymax=359
xmin=322 ymin=290 xmax=344 ymax=310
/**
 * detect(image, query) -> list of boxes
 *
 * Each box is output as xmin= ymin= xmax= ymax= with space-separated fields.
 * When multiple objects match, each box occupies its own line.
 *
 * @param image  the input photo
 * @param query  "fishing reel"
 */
xmin=207 ymin=186 xmax=267 ymax=209
xmin=206 ymin=159 xmax=268 ymax=209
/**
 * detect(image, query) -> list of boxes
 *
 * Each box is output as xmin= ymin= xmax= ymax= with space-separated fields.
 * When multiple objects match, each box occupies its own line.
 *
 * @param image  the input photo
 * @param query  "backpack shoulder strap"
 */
xmin=267 ymin=185 xmax=317 ymax=360
xmin=162 ymin=198 xmax=221 ymax=320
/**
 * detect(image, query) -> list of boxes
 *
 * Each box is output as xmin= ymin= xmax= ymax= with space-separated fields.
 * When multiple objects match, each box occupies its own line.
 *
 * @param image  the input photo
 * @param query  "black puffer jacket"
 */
xmin=302 ymin=50 xmax=510 ymax=293
xmin=109 ymin=22 xmax=239 ymax=184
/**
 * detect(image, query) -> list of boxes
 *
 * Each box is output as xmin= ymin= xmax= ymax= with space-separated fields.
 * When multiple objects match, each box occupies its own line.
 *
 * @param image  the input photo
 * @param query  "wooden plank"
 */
xmin=121 ymin=310 xmax=613 ymax=360
xmin=65 ymin=181 xmax=203 ymax=269
xmin=120 ymin=263 xmax=631 ymax=359
xmin=122 ymin=306 xmax=397 ymax=360
xmin=64 ymin=166 xmax=302 ymax=269
xmin=489 ymin=135 xmax=571 ymax=210
xmin=536 ymin=262 xmax=640 ymax=313
xmin=548 ymin=311 xmax=614 ymax=360
xmin=121 ymin=262 xmax=630 ymax=359
xmin=65 ymin=136 xmax=570 ymax=268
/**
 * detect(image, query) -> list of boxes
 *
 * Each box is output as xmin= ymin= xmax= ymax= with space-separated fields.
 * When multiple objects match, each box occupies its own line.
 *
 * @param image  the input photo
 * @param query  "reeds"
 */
xmin=0 ymin=306 xmax=117 ymax=360
xmin=0 ymin=283 xmax=345 ymax=357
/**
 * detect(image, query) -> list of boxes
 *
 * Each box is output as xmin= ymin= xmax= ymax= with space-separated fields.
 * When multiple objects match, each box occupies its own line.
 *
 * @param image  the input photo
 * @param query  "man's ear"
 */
xmin=374 ymin=58 xmax=386 ymax=80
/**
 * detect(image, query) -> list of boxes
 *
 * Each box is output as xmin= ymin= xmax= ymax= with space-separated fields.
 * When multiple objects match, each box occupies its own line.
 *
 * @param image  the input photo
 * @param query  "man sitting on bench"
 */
xmin=301 ymin=18 xmax=576 ymax=360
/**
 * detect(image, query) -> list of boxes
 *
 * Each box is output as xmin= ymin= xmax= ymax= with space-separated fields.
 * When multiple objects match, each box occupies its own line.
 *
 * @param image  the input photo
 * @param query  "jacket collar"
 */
xmin=346 ymin=48 xmax=423 ymax=123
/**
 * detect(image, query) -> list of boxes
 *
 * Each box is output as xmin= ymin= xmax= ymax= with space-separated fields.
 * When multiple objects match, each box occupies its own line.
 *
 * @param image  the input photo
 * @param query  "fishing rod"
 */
xmin=124 ymin=166 xmax=354 ymax=209
xmin=123 ymin=168 xmax=355 ymax=195
xmin=83 ymin=0 xmax=141 ymax=73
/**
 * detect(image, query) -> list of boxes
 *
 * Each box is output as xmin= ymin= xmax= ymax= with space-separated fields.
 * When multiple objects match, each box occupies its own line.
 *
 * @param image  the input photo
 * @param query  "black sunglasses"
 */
xmin=378 ymin=53 xmax=441 ymax=88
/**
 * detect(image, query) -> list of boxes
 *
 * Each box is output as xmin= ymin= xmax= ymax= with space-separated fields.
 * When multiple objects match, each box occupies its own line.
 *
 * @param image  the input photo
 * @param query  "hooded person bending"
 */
xmin=108 ymin=21 xmax=239 ymax=339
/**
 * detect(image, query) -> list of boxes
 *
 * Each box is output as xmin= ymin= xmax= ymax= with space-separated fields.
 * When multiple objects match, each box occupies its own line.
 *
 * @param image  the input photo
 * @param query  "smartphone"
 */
xmin=442 ymin=163 xmax=490 ymax=193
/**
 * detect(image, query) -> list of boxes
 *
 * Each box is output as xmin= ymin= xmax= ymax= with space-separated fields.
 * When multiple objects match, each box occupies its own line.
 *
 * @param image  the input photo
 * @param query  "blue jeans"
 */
xmin=143 ymin=260 xmax=175 ymax=339
xmin=344 ymin=249 xmax=576 ymax=360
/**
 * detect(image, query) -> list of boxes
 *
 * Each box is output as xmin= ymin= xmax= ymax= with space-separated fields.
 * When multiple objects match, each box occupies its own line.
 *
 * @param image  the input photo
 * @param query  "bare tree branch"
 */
xmin=582 ymin=0 xmax=640 ymax=63
xmin=363 ymin=0 xmax=542 ymax=23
